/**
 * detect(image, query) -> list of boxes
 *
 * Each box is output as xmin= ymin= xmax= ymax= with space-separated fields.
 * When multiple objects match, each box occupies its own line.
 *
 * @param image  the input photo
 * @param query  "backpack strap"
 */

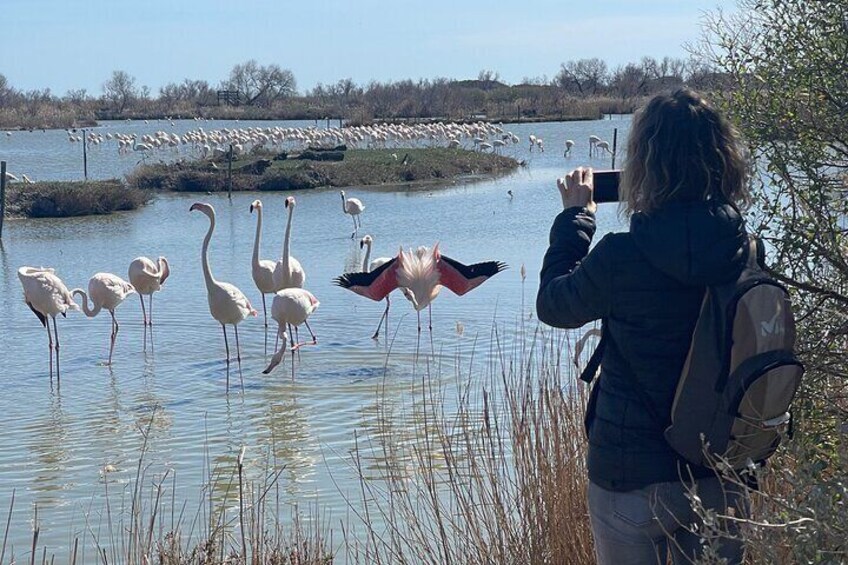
xmin=577 ymin=323 xmax=667 ymax=426
xmin=579 ymin=323 xmax=606 ymax=383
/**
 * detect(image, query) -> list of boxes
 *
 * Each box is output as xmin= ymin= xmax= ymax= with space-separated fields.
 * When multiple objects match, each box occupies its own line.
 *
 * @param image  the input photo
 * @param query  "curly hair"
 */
xmin=620 ymin=89 xmax=751 ymax=217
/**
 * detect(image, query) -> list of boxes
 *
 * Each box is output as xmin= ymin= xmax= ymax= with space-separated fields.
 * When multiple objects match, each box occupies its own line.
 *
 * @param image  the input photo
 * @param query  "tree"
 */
xmin=226 ymin=60 xmax=297 ymax=107
xmin=697 ymin=1 xmax=847 ymax=559
xmin=103 ymin=70 xmax=138 ymax=113
xmin=555 ymin=58 xmax=609 ymax=96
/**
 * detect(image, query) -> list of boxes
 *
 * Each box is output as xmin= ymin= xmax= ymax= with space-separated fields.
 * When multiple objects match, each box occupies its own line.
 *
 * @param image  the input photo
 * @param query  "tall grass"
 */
xmin=0 ymin=408 xmax=332 ymax=564
xmin=344 ymin=325 xmax=596 ymax=564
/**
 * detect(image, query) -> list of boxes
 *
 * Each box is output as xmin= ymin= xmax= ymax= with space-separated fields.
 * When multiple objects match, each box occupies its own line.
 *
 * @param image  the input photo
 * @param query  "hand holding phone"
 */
xmin=558 ymin=167 xmax=596 ymax=213
xmin=592 ymin=170 xmax=621 ymax=203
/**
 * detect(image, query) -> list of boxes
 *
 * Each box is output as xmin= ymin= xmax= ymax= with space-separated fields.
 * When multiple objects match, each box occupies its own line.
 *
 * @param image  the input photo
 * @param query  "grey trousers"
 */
xmin=588 ymin=477 xmax=747 ymax=564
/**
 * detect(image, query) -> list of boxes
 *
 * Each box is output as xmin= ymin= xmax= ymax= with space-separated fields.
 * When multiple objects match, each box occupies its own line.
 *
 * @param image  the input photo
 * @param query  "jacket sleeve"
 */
xmin=536 ymin=207 xmax=613 ymax=328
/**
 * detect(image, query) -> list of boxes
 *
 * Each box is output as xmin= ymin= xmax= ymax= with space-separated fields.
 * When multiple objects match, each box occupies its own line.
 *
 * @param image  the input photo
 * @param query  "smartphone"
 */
xmin=593 ymin=170 xmax=621 ymax=203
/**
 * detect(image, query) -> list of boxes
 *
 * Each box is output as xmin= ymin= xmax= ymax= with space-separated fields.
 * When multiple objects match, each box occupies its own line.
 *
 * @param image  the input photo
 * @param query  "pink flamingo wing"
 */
xmin=437 ymin=255 xmax=508 ymax=296
xmin=334 ymin=258 xmax=399 ymax=302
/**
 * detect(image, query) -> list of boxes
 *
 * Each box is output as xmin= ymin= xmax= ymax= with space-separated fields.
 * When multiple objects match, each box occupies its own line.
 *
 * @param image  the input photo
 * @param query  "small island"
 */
xmin=3 ymin=147 xmax=519 ymax=219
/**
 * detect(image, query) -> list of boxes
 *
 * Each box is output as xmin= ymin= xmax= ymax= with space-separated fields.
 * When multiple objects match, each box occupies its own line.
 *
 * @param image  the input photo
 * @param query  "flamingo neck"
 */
xmin=362 ymin=242 xmax=372 ymax=272
xmin=201 ymin=211 xmax=216 ymax=289
xmin=252 ymin=206 xmax=262 ymax=267
xmin=74 ymin=289 xmax=101 ymax=317
xmin=340 ymin=196 xmax=347 ymax=214
xmin=282 ymin=204 xmax=294 ymax=269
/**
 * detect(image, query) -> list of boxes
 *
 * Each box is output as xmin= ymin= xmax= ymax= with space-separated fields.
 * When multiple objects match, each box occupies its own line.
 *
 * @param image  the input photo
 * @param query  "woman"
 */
xmin=536 ymin=89 xmax=751 ymax=564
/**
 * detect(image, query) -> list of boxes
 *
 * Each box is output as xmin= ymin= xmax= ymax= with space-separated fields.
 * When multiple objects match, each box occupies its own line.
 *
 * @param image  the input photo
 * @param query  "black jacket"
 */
xmin=537 ymin=201 xmax=748 ymax=491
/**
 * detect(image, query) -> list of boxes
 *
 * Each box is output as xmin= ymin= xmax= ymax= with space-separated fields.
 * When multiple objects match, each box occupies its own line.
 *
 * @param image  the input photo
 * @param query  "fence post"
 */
xmin=0 ymin=161 xmax=6 ymax=239
xmin=227 ymin=144 xmax=233 ymax=201
xmin=611 ymin=128 xmax=618 ymax=169
xmin=82 ymin=129 xmax=88 ymax=180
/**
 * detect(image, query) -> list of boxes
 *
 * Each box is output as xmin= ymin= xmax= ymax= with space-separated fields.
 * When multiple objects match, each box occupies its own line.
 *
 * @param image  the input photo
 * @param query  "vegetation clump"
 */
xmin=126 ymin=148 xmax=519 ymax=193
xmin=5 ymin=179 xmax=150 ymax=218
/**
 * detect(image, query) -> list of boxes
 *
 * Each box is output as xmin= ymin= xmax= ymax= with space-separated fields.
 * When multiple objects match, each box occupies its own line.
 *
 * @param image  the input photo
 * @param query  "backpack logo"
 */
xmin=760 ymin=310 xmax=783 ymax=336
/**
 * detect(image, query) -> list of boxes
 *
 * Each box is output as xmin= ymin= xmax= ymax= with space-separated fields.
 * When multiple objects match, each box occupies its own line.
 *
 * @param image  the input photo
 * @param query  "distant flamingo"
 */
xmin=360 ymin=234 xmax=394 ymax=339
xmin=529 ymin=134 xmax=537 ymax=152
xmin=335 ymin=244 xmax=506 ymax=332
xmin=596 ymin=140 xmax=612 ymax=157
xmin=564 ymin=139 xmax=575 ymax=157
xmin=340 ymin=190 xmax=364 ymax=236
xmin=190 ymin=202 xmax=257 ymax=377
xmin=273 ymin=196 xmax=306 ymax=290
xmin=249 ymin=199 xmax=279 ymax=327
xmin=72 ymin=273 xmax=135 ymax=365
xmin=128 ymin=256 xmax=170 ymax=326
xmin=263 ymin=288 xmax=320 ymax=375
xmin=18 ymin=267 xmax=79 ymax=382
xmin=588 ymin=135 xmax=601 ymax=158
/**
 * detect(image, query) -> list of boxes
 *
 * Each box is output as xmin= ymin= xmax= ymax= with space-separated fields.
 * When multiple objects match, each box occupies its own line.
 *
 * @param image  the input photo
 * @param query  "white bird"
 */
xmin=335 ymin=244 xmax=506 ymax=333
xmin=190 ymin=202 xmax=257 ymax=377
xmin=4 ymin=172 xmax=18 ymax=182
xmin=249 ymin=199 xmax=279 ymax=327
xmin=72 ymin=273 xmax=135 ymax=365
xmin=21 ymin=173 xmax=33 ymax=184
xmin=17 ymin=267 xmax=79 ymax=382
xmin=588 ymin=135 xmax=601 ymax=158
xmin=564 ymin=139 xmax=575 ymax=157
xmin=340 ymin=190 xmax=364 ymax=237
xmin=596 ymin=140 xmax=613 ymax=156
xmin=263 ymin=288 xmax=320 ymax=375
xmin=360 ymin=234 xmax=393 ymax=339
xmin=273 ymin=196 xmax=306 ymax=290
xmin=128 ymin=256 xmax=170 ymax=326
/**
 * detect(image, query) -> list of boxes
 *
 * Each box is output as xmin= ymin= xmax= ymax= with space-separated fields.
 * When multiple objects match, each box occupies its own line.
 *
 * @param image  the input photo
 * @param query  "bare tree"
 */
xmin=226 ymin=60 xmax=297 ymax=107
xmin=555 ymin=59 xmax=609 ymax=96
xmin=103 ymin=70 xmax=139 ymax=113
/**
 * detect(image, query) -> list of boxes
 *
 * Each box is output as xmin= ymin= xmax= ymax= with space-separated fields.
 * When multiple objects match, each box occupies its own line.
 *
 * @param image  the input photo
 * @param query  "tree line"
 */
xmin=0 ymin=55 xmax=729 ymax=129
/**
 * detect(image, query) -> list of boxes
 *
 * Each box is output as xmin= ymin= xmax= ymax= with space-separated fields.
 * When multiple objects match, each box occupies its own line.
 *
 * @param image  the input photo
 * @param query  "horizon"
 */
xmin=2 ymin=0 xmax=736 ymax=96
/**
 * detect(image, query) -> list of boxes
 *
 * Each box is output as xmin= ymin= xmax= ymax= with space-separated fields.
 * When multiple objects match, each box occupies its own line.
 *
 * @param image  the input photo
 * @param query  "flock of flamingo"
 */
xmin=17 ymin=187 xmax=506 ymax=387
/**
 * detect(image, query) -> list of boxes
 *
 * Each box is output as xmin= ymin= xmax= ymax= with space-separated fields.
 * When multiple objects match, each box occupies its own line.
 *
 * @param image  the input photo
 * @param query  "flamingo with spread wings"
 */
xmin=334 ymin=244 xmax=506 ymax=333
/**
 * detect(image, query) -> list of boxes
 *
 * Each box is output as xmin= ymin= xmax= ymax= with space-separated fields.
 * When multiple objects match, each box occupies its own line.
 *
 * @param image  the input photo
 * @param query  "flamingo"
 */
xmin=529 ymin=134 xmax=537 ymax=151
xmin=263 ymin=288 xmax=320 ymax=375
xmin=588 ymin=135 xmax=601 ymax=158
xmin=128 ymin=256 xmax=170 ymax=326
xmin=190 ymin=202 xmax=257 ymax=376
xmin=249 ymin=199 xmax=279 ymax=327
xmin=340 ymin=191 xmax=364 ymax=236
xmin=273 ymin=196 xmax=306 ymax=290
xmin=72 ymin=273 xmax=135 ymax=365
xmin=17 ymin=267 xmax=79 ymax=382
xmin=360 ymin=234 xmax=394 ymax=339
xmin=564 ymin=139 xmax=575 ymax=157
xmin=596 ymin=140 xmax=612 ymax=157
xmin=334 ymin=244 xmax=506 ymax=332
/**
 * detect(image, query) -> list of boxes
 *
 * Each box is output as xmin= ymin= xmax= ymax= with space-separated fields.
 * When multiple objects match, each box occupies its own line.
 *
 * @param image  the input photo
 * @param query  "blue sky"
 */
xmin=1 ymin=0 xmax=737 ymax=95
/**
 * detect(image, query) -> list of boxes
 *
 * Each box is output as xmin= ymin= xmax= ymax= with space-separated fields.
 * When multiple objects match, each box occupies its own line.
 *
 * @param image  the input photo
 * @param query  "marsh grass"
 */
xmin=343 ymin=324 xmax=596 ymax=564
xmin=6 ymin=180 xmax=151 ymax=218
xmin=0 ymin=408 xmax=332 ymax=565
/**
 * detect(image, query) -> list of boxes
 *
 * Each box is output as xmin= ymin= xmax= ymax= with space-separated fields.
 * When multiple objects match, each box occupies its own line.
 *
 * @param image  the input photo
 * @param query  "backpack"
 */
xmin=580 ymin=236 xmax=804 ymax=471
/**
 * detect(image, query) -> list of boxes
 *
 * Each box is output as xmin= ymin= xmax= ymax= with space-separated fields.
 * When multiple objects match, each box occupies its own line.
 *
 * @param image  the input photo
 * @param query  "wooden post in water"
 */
xmin=0 ymin=161 xmax=6 ymax=239
xmin=227 ymin=144 xmax=233 ymax=201
xmin=82 ymin=129 xmax=88 ymax=180
xmin=611 ymin=128 xmax=618 ymax=169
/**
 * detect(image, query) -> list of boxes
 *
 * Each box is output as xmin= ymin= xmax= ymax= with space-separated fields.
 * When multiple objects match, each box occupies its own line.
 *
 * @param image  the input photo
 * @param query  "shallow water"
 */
xmin=0 ymin=117 xmax=630 ymax=558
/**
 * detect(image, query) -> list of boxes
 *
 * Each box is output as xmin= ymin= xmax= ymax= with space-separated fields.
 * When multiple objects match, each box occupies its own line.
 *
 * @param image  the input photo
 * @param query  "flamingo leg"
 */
xmin=234 ymin=324 xmax=244 ymax=389
xmin=417 ymin=311 xmax=422 ymax=333
xmin=46 ymin=320 xmax=54 ymax=381
xmin=52 ymin=317 xmax=61 ymax=386
xmin=261 ymin=294 xmax=268 ymax=329
xmin=139 ymin=293 xmax=147 ymax=325
xmin=149 ymin=293 xmax=154 ymax=326
xmin=108 ymin=310 xmax=118 ymax=365
xmin=222 ymin=324 xmax=230 ymax=362
xmin=372 ymin=297 xmax=390 ymax=340
xmin=428 ymin=305 xmax=433 ymax=332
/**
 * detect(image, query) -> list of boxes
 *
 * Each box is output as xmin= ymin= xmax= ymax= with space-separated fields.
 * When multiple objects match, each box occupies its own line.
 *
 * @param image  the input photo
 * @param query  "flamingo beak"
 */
xmin=285 ymin=199 xmax=289 ymax=208
xmin=249 ymin=204 xmax=255 ymax=213
xmin=189 ymin=203 xmax=199 ymax=212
